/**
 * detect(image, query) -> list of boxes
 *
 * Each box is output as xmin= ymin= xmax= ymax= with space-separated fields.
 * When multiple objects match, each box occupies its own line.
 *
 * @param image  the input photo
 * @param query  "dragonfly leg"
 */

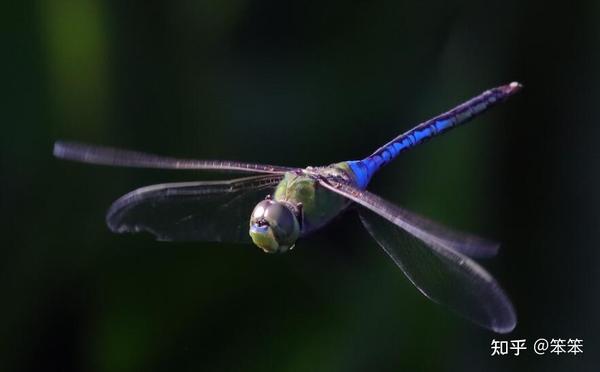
xmin=297 ymin=202 xmax=305 ymax=230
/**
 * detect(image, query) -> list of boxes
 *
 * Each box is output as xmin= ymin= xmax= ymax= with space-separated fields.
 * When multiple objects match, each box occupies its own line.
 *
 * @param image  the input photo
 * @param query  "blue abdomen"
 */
xmin=344 ymin=83 xmax=521 ymax=189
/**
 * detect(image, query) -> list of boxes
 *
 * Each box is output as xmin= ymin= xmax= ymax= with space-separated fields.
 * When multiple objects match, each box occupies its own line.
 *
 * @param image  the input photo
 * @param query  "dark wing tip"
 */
xmin=104 ymin=184 xmax=179 ymax=241
xmin=52 ymin=140 xmax=68 ymax=159
xmin=469 ymin=240 xmax=501 ymax=259
xmin=105 ymin=190 xmax=137 ymax=234
xmin=492 ymin=311 xmax=517 ymax=334
xmin=53 ymin=140 xmax=93 ymax=163
xmin=487 ymin=281 xmax=518 ymax=334
xmin=105 ymin=183 xmax=145 ymax=233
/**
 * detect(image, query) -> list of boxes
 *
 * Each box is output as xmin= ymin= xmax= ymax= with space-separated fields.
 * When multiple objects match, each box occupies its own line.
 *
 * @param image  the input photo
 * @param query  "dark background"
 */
xmin=3 ymin=1 xmax=599 ymax=371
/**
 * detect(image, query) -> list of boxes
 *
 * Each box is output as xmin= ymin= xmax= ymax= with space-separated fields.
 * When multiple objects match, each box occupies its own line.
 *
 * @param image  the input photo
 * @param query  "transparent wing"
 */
xmin=319 ymin=181 xmax=498 ymax=258
xmin=53 ymin=141 xmax=296 ymax=174
xmin=319 ymin=180 xmax=516 ymax=333
xmin=107 ymin=174 xmax=283 ymax=242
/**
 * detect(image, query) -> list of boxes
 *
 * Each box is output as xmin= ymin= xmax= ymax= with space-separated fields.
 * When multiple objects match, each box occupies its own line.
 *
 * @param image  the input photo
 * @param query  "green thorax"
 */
xmin=273 ymin=162 xmax=355 ymax=234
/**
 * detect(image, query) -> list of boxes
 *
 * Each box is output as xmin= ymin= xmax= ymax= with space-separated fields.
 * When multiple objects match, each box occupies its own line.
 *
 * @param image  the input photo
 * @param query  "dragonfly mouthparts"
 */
xmin=250 ymin=223 xmax=269 ymax=233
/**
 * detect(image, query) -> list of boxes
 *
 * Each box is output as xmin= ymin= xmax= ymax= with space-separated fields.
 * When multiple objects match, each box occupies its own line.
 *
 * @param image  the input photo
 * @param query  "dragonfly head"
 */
xmin=249 ymin=199 xmax=300 ymax=253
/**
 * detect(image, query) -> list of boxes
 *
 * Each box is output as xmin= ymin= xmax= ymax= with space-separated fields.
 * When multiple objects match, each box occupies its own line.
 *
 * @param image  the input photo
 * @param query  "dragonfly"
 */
xmin=54 ymin=82 xmax=521 ymax=333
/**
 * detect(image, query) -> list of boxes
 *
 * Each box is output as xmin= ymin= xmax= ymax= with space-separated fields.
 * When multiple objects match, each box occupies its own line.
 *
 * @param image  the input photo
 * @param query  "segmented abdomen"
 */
xmin=347 ymin=82 xmax=521 ymax=188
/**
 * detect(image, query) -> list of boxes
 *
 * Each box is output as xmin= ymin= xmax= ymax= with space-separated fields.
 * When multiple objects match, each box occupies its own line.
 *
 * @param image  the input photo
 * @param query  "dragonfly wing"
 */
xmin=359 ymin=209 xmax=515 ymax=333
xmin=319 ymin=180 xmax=498 ymax=258
xmin=107 ymin=174 xmax=283 ymax=242
xmin=319 ymin=180 xmax=516 ymax=333
xmin=53 ymin=141 xmax=296 ymax=174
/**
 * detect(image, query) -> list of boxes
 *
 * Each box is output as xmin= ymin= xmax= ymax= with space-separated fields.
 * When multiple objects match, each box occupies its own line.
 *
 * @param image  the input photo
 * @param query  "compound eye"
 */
xmin=252 ymin=200 xmax=272 ymax=220
xmin=264 ymin=203 xmax=296 ymax=233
